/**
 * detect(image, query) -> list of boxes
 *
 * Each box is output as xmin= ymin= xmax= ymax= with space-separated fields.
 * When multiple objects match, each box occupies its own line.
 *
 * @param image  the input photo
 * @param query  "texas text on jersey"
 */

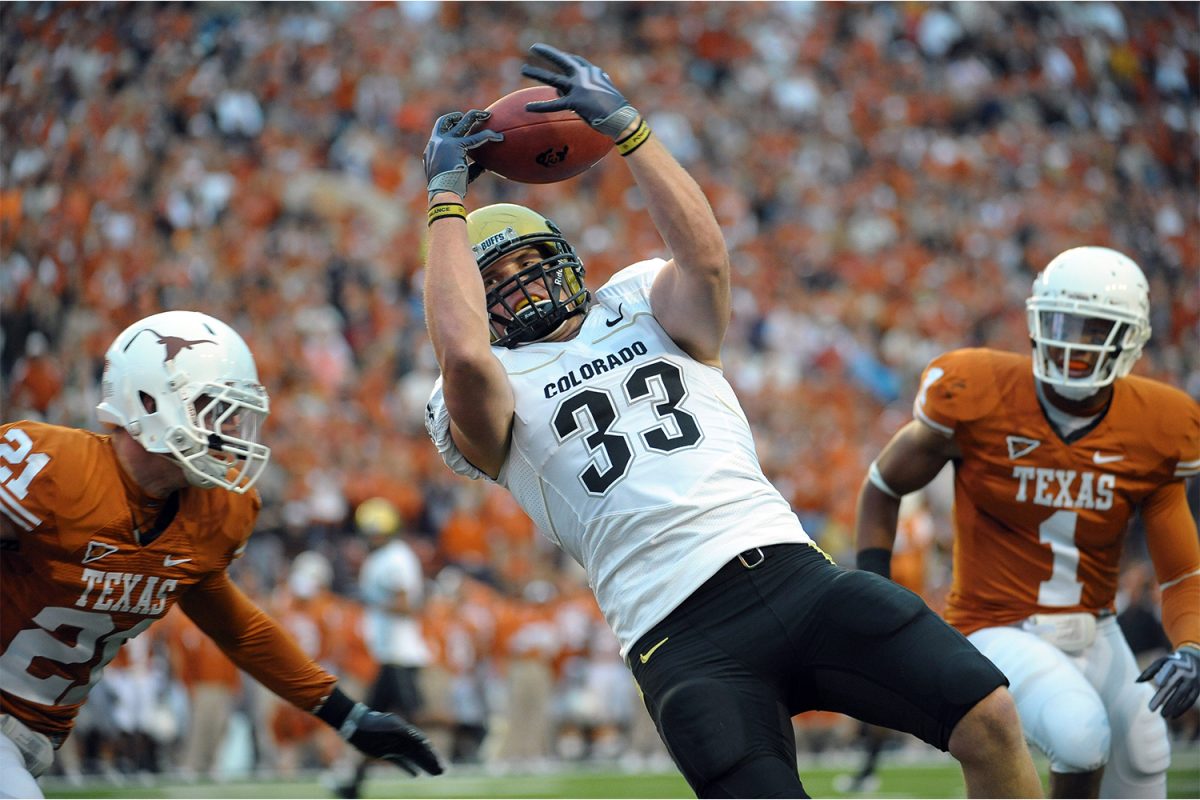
xmin=914 ymin=348 xmax=1200 ymax=642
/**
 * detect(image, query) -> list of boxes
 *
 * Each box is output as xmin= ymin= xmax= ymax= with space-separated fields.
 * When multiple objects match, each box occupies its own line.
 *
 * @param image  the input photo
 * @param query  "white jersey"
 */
xmin=359 ymin=540 xmax=431 ymax=667
xmin=427 ymin=259 xmax=810 ymax=655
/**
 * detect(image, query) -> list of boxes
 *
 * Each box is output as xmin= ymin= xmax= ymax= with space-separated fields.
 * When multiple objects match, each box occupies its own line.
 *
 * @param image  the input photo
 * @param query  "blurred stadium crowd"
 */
xmin=3 ymin=0 xmax=1198 ymax=783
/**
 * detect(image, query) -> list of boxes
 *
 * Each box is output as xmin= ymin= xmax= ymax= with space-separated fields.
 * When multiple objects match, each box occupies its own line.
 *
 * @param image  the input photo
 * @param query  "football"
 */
xmin=470 ymin=86 xmax=613 ymax=184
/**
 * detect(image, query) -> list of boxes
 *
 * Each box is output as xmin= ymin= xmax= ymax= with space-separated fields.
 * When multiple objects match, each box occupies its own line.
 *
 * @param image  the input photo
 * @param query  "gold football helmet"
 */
xmin=466 ymin=203 xmax=589 ymax=347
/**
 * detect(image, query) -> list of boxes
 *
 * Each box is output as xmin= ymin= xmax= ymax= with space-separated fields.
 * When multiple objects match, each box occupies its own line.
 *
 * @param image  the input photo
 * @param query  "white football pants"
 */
xmin=0 ymin=724 xmax=43 ymax=799
xmin=970 ymin=616 xmax=1169 ymax=798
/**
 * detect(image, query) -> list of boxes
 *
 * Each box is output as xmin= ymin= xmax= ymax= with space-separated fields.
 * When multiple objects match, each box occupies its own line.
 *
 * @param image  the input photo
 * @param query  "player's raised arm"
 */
xmin=855 ymin=420 xmax=959 ymax=578
xmin=521 ymin=43 xmax=730 ymax=366
xmin=423 ymin=111 xmax=514 ymax=479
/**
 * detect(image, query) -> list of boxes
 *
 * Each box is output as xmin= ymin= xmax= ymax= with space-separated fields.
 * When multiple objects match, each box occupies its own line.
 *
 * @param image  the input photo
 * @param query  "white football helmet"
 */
xmin=1026 ymin=246 xmax=1151 ymax=399
xmin=96 ymin=310 xmax=270 ymax=493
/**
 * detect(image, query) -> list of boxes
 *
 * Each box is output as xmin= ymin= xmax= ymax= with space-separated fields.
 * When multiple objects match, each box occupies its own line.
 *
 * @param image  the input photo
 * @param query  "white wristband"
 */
xmin=868 ymin=461 xmax=902 ymax=500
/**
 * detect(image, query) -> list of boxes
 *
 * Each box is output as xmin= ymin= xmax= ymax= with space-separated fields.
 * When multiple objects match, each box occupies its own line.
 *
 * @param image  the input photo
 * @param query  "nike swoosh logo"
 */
xmin=605 ymin=304 xmax=625 ymax=327
xmin=1093 ymin=452 xmax=1124 ymax=464
xmin=639 ymin=636 xmax=669 ymax=664
xmin=163 ymin=555 xmax=192 ymax=567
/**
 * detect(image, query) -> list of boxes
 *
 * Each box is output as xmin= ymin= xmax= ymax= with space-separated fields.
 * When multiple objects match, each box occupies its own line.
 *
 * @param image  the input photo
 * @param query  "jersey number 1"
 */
xmin=1037 ymin=510 xmax=1084 ymax=606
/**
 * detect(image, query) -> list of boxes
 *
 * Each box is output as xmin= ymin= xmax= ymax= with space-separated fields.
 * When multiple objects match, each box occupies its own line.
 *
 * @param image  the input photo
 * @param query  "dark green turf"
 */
xmin=42 ymin=757 xmax=1200 ymax=799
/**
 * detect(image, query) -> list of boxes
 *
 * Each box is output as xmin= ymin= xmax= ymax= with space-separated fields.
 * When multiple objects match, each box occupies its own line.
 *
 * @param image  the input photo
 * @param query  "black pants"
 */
xmin=365 ymin=663 xmax=423 ymax=719
xmin=628 ymin=543 xmax=1007 ymax=798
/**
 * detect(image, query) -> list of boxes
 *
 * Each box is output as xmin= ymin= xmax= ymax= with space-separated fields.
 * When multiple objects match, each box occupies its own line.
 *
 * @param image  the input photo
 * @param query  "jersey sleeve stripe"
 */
xmin=1175 ymin=457 xmax=1200 ymax=477
xmin=1161 ymin=569 xmax=1200 ymax=591
xmin=0 ymin=505 xmax=34 ymax=531
xmin=0 ymin=501 xmax=36 ymax=532
xmin=914 ymin=406 xmax=954 ymax=437
xmin=0 ymin=486 xmax=42 ymax=529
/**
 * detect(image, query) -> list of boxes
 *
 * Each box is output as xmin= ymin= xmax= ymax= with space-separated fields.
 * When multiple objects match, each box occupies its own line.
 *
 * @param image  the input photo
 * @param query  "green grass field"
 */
xmin=42 ymin=752 xmax=1200 ymax=799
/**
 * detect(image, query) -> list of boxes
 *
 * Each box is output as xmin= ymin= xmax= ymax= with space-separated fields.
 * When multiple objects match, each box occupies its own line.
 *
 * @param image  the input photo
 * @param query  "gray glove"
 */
xmin=423 ymin=110 xmax=503 ymax=200
xmin=520 ymin=43 xmax=639 ymax=140
xmin=316 ymin=687 xmax=444 ymax=776
xmin=1137 ymin=644 xmax=1200 ymax=719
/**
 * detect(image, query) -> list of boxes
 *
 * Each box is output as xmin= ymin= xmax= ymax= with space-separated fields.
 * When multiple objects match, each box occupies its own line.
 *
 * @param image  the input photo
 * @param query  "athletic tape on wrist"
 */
xmin=338 ymin=702 xmax=369 ymax=740
xmin=428 ymin=203 xmax=467 ymax=226
xmin=616 ymin=119 xmax=651 ymax=156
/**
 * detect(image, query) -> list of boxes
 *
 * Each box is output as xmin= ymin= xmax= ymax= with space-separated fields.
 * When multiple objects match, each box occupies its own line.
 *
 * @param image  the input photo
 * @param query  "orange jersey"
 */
xmin=0 ymin=421 xmax=336 ymax=743
xmin=913 ymin=350 xmax=1200 ymax=639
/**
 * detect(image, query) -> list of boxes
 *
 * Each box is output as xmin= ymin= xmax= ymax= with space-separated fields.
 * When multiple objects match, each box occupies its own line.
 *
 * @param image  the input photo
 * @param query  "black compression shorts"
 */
xmin=628 ymin=543 xmax=1007 ymax=797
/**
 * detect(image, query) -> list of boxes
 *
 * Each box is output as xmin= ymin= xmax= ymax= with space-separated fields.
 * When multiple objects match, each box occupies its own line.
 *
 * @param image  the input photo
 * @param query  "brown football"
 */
xmin=470 ymin=86 xmax=613 ymax=184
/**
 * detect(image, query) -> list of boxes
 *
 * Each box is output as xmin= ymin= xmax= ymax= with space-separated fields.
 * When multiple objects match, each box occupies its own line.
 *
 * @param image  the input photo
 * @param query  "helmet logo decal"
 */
xmin=472 ymin=227 xmax=517 ymax=258
xmin=124 ymin=328 xmax=217 ymax=362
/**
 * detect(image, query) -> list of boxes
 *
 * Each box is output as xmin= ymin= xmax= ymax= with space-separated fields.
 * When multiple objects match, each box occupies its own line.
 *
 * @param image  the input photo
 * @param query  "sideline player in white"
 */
xmin=333 ymin=499 xmax=433 ymax=798
xmin=420 ymin=42 xmax=1042 ymax=798
xmin=855 ymin=247 xmax=1200 ymax=798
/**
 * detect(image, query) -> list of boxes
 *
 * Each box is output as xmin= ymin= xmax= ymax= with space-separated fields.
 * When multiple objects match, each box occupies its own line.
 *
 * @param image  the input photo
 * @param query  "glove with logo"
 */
xmin=520 ymin=43 xmax=640 ymax=140
xmin=316 ymin=687 xmax=444 ymax=776
xmin=1137 ymin=644 xmax=1200 ymax=719
xmin=423 ymin=110 xmax=503 ymax=201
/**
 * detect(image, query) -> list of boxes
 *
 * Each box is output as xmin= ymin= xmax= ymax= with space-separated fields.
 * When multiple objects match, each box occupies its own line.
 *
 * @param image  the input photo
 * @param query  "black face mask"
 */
xmin=483 ymin=245 xmax=589 ymax=348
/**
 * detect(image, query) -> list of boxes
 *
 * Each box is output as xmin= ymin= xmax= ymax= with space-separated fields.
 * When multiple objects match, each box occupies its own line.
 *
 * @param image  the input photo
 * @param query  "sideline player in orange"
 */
xmin=0 ymin=310 xmax=443 ymax=797
xmin=856 ymin=247 xmax=1200 ymax=798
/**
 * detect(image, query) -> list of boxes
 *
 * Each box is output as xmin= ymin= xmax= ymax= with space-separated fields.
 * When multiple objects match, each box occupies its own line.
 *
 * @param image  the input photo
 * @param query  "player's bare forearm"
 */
xmin=630 ymin=136 xmax=730 ymax=363
xmin=425 ymin=195 xmax=492 ymax=362
xmin=423 ymin=198 xmax=514 ymax=473
xmin=625 ymin=136 xmax=727 ymax=278
xmin=856 ymin=481 xmax=903 ymax=552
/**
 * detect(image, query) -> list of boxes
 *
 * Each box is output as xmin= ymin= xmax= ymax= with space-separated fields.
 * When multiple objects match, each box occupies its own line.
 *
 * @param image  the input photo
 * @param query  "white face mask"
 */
xmin=1025 ymin=246 xmax=1151 ymax=398
xmin=1042 ymin=375 xmax=1102 ymax=402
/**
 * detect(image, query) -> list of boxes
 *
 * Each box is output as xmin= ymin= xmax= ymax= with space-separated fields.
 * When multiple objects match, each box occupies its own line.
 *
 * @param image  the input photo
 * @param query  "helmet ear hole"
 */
xmin=139 ymin=392 xmax=157 ymax=413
